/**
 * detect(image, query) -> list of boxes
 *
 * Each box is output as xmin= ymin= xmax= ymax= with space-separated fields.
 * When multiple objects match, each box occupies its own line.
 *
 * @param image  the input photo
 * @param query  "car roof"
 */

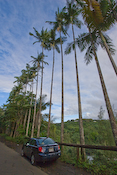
xmin=31 ymin=137 xmax=48 ymax=140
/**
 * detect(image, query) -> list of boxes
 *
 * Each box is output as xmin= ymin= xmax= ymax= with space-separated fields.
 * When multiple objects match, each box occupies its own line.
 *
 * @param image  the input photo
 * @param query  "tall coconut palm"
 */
xmin=47 ymin=29 xmax=61 ymax=137
xmin=26 ymin=65 xmax=36 ymax=137
xmin=30 ymin=53 xmax=47 ymax=138
xmin=29 ymin=28 xmax=50 ymax=137
xmin=80 ymin=0 xmax=117 ymax=145
xmin=75 ymin=28 xmax=117 ymax=146
xmin=80 ymin=0 xmax=117 ymax=75
xmin=70 ymin=0 xmax=117 ymax=146
xmin=46 ymin=8 xmax=67 ymax=146
xmin=23 ymin=64 xmax=32 ymax=130
xmin=64 ymin=0 xmax=86 ymax=158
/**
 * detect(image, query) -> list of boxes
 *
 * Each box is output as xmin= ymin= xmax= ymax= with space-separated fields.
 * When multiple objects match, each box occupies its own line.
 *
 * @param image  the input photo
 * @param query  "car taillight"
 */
xmin=58 ymin=145 xmax=60 ymax=150
xmin=38 ymin=147 xmax=44 ymax=153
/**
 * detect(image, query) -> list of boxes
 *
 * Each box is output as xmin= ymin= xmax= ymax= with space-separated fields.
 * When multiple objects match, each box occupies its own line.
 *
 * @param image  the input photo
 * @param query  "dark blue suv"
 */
xmin=21 ymin=137 xmax=61 ymax=165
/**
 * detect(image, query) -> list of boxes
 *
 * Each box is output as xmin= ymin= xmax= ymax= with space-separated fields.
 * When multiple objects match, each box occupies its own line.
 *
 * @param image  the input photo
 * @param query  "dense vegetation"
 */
xmin=1 ymin=106 xmax=117 ymax=174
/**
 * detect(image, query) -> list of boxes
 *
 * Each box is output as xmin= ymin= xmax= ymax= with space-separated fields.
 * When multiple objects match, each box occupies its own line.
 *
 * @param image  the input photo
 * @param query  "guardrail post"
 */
xmin=76 ymin=147 xmax=79 ymax=163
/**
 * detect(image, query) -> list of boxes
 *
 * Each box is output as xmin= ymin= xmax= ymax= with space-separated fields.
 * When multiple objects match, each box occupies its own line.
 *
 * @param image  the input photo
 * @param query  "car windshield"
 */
xmin=37 ymin=138 xmax=55 ymax=145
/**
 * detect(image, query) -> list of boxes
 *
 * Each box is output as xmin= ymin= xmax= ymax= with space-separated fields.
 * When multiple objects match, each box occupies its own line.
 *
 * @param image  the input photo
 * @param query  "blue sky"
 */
xmin=0 ymin=0 xmax=117 ymax=123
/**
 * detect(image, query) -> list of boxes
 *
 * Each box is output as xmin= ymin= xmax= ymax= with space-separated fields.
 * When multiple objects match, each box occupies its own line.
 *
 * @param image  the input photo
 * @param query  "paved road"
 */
xmin=0 ymin=142 xmax=47 ymax=175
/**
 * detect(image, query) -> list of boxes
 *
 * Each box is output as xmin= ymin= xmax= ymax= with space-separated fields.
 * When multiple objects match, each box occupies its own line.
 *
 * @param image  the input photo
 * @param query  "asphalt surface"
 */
xmin=0 ymin=142 xmax=47 ymax=175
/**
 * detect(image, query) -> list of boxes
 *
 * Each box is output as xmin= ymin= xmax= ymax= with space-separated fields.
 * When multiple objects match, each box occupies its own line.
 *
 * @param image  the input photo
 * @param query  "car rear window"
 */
xmin=38 ymin=138 xmax=55 ymax=145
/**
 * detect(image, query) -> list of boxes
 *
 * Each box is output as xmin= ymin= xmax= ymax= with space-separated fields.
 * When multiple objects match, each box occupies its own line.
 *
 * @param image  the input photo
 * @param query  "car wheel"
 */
xmin=21 ymin=149 xmax=25 ymax=157
xmin=31 ymin=154 xmax=36 ymax=165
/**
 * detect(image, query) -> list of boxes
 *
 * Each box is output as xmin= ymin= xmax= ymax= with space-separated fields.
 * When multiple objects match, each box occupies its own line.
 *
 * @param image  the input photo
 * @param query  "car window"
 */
xmin=31 ymin=140 xmax=37 ymax=146
xmin=29 ymin=139 xmax=36 ymax=146
xmin=38 ymin=138 xmax=55 ymax=145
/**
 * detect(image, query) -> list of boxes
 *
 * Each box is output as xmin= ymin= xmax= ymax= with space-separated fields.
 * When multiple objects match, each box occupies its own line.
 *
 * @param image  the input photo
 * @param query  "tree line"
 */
xmin=0 ymin=0 xmax=117 ymax=159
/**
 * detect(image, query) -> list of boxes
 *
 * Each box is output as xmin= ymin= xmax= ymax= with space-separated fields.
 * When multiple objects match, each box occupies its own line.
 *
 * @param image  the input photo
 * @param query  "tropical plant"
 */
xmin=29 ymin=27 xmax=50 ymax=137
xmin=75 ymin=25 xmax=117 ymax=145
xmin=75 ymin=0 xmax=117 ymax=145
xmin=25 ymin=65 xmax=37 ymax=137
xmin=80 ymin=0 xmax=117 ymax=75
xmin=46 ymin=8 xmax=67 ymax=146
xmin=30 ymin=53 xmax=43 ymax=138
xmin=47 ymin=29 xmax=60 ymax=137
xmin=64 ymin=0 xmax=86 ymax=159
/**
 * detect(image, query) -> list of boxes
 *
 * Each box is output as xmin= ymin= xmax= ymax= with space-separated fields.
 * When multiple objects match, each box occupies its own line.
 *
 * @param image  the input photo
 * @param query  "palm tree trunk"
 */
xmin=60 ymin=31 xmax=64 ymax=146
xmin=89 ymin=27 xmax=117 ymax=146
xmin=72 ymin=24 xmax=86 ymax=159
xmin=47 ymin=47 xmax=55 ymax=137
xmin=13 ymin=122 xmax=17 ymax=138
xmin=23 ymin=80 xmax=28 ymax=129
xmin=23 ymin=109 xmax=28 ymax=129
xmin=31 ymin=67 xmax=39 ymax=138
xmin=37 ymin=48 xmax=44 ymax=138
xmin=99 ymin=30 xmax=117 ymax=76
xmin=26 ymin=81 xmax=33 ymax=137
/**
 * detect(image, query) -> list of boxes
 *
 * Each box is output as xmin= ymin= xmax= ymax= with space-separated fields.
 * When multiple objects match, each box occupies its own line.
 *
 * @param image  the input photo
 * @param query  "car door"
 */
xmin=26 ymin=139 xmax=34 ymax=158
xmin=28 ymin=139 xmax=37 ymax=158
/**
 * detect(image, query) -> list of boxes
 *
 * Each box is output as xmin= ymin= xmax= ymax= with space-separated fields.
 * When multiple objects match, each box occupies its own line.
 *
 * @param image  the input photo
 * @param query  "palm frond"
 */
xmin=100 ymin=33 xmax=115 ymax=55
xmin=84 ymin=45 xmax=94 ymax=65
xmin=55 ymin=45 xmax=60 ymax=53
xmin=76 ymin=32 xmax=91 ymax=51
xmin=65 ymin=41 xmax=74 ymax=54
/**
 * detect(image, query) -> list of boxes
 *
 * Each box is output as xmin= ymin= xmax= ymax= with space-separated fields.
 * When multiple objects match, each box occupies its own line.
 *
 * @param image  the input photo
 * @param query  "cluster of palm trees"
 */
xmin=2 ymin=53 xmax=50 ymax=138
xmin=28 ymin=0 xmax=117 ymax=157
xmin=1 ymin=0 xmax=117 ymax=159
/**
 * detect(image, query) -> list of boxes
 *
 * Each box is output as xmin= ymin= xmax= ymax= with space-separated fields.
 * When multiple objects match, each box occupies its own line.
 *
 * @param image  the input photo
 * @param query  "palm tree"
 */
xmin=47 ymin=29 xmax=60 ymax=137
xmin=46 ymin=8 xmax=67 ymax=146
xmin=22 ymin=64 xmax=32 ymax=130
xmin=26 ymin=65 xmax=36 ymax=137
xmin=70 ymin=0 xmax=117 ymax=146
xmin=80 ymin=0 xmax=117 ymax=75
xmin=75 ymin=30 xmax=115 ymax=65
xmin=29 ymin=28 xmax=50 ymax=137
xmin=64 ymin=0 xmax=86 ymax=158
xmin=81 ymin=0 xmax=117 ymax=145
xmin=30 ymin=53 xmax=44 ymax=138
xmin=75 ymin=27 xmax=117 ymax=146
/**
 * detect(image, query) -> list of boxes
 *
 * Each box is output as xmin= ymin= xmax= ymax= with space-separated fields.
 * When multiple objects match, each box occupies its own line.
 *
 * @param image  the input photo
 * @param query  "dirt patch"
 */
xmin=0 ymin=136 xmax=92 ymax=175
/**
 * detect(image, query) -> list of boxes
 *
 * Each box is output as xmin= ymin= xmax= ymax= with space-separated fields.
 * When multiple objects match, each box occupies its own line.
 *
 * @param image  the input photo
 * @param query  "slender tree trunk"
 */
xmin=99 ymin=31 xmax=117 ymax=76
xmin=37 ymin=48 xmax=44 ymax=138
xmin=31 ymin=67 xmax=39 ymax=138
xmin=23 ymin=109 xmax=28 ymax=129
xmin=60 ymin=31 xmax=64 ymax=152
xmin=72 ymin=24 xmax=86 ymax=159
xmin=89 ymin=27 xmax=117 ymax=146
xmin=47 ymin=48 xmax=55 ymax=137
xmin=26 ymin=81 xmax=33 ymax=137
xmin=13 ymin=122 xmax=17 ymax=138
xmin=10 ymin=122 xmax=14 ymax=137
xmin=23 ymin=81 xmax=28 ymax=129
xmin=10 ymin=129 xmax=14 ymax=137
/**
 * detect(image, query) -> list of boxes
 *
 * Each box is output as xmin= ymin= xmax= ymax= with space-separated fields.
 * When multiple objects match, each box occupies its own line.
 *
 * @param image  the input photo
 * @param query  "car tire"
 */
xmin=21 ymin=149 xmax=25 ymax=157
xmin=31 ymin=154 xmax=36 ymax=165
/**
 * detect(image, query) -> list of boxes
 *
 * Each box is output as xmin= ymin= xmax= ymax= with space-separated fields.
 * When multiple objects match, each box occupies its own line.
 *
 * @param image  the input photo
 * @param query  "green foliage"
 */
xmin=53 ymin=118 xmax=116 ymax=174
